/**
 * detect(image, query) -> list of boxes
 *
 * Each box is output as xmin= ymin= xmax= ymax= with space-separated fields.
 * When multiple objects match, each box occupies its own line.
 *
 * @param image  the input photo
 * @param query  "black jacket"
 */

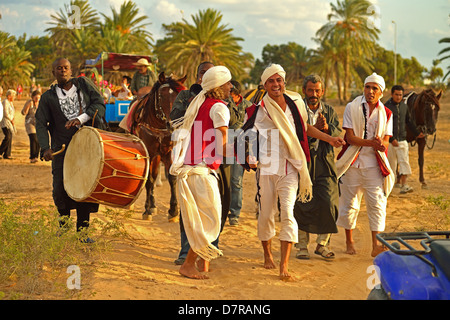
xmin=36 ymin=76 xmax=106 ymax=155
xmin=385 ymin=98 xmax=420 ymax=142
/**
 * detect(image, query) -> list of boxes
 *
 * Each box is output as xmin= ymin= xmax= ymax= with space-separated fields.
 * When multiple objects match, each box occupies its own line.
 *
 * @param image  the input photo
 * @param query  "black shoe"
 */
xmin=80 ymin=237 xmax=95 ymax=244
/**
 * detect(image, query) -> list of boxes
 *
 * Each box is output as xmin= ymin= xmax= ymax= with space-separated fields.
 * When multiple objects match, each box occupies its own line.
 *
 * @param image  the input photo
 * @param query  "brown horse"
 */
xmin=130 ymin=72 xmax=187 ymax=220
xmin=405 ymin=89 xmax=442 ymax=188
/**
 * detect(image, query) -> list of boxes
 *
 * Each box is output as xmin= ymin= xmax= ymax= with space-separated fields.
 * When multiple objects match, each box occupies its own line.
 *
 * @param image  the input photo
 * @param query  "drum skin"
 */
xmin=63 ymin=127 xmax=149 ymax=208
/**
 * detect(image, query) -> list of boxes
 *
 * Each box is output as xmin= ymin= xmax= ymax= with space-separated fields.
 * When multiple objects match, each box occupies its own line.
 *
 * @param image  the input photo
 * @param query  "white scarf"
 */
xmin=336 ymin=96 xmax=395 ymax=196
xmin=169 ymin=66 xmax=231 ymax=261
xmin=262 ymin=91 xmax=313 ymax=202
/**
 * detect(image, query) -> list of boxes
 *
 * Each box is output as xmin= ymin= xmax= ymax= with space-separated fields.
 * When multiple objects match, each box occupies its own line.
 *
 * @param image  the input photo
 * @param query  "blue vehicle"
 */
xmin=85 ymin=52 xmax=155 ymax=128
xmin=368 ymin=231 xmax=450 ymax=300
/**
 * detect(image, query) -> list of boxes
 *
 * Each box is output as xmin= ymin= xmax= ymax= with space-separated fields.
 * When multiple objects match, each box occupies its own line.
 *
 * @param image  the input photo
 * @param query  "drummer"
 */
xmin=36 ymin=58 xmax=106 ymax=241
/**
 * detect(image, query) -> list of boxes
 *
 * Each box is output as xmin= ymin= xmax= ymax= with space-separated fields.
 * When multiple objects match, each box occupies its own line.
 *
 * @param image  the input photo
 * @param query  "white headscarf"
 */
xmin=201 ymin=66 xmax=232 ymax=91
xmin=364 ymin=73 xmax=385 ymax=92
xmin=261 ymin=64 xmax=286 ymax=85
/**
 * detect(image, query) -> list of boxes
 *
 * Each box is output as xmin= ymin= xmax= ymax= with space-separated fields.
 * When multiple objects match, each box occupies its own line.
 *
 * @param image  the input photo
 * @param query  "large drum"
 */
xmin=63 ymin=127 xmax=149 ymax=208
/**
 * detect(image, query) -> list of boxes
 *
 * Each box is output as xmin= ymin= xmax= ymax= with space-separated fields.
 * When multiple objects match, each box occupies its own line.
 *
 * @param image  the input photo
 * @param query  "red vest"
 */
xmin=184 ymin=98 xmax=225 ymax=170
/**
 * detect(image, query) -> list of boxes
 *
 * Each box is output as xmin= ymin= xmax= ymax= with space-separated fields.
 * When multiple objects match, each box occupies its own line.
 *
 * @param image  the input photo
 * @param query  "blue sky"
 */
xmin=0 ymin=0 xmax=448 ymax=70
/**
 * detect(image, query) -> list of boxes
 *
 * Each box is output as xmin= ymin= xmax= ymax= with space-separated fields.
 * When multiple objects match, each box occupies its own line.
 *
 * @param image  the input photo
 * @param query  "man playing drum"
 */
xmin=36 ymin=58 xmax=106 ymax=241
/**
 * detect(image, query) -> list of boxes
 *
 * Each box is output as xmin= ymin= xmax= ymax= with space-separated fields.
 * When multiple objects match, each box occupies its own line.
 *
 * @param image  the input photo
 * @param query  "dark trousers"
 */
xmin=28 ymin=133 xmax=40 ymax=159
xmin=53 ymin=154 xmax=98 ymax=232
xmin=58 ymin=205 xmax=91 ymax=232
xmin=0 ymin=127 xmax=12 ymax=158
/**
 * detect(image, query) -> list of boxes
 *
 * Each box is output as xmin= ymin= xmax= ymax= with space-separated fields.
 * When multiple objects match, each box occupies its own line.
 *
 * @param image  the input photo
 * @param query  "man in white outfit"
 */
xmin=241 ymin=64 xmax=345 ymax=281
xmin=336 ymin=73 xmax=394 ymax=258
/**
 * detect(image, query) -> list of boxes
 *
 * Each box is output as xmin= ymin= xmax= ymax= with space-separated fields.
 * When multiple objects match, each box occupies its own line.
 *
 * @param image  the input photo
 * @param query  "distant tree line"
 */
xmin=0 ymin=0 xmax=447 ymax=100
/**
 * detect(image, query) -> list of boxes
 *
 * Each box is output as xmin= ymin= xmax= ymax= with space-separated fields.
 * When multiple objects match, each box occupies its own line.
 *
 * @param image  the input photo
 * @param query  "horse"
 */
xmin=130 ymin=72 xmax=187 ymax=221
xmin=404 ymin=89 xmax=442 ymax=189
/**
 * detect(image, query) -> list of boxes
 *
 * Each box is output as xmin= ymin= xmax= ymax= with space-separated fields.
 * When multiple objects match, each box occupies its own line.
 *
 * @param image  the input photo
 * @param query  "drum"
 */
xmin=63 ymin=127 xmax=149 ymax=208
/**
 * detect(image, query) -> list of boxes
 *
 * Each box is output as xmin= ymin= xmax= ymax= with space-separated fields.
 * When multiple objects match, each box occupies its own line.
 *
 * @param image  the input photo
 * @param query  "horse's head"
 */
xmin=415 ymin=89 xmax=442 ymax=135
xmin=156 ymin=72 xmax=187 ymax=121
xmin=139 ymin=72 xmax=187 ymax=129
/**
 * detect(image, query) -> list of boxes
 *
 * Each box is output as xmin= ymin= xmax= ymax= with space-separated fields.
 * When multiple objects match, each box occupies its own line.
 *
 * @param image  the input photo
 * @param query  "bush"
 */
xmin=0 ymin=200 xmax=99 ymax=299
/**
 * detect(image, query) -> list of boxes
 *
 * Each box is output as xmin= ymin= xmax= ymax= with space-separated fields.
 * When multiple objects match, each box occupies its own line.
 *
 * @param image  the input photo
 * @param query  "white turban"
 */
xmin=261 ymin=64 xmax=286 ymax=85
xmin=201 ymin=66 xmax=232 ymax=91
xmin=364 ymin=73 xmax=385 ymax=92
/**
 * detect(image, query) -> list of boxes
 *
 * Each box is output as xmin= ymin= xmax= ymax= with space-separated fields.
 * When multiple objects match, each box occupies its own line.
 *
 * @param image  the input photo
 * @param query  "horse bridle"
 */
xmin=154 ymin=83 xmax=174 ymax=125
xmin=138 ymin=82 xmax=181 ymax=144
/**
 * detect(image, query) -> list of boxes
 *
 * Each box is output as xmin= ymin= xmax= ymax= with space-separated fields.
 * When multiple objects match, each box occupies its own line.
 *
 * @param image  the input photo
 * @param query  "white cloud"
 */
xmin=0 ymin=7 xmax=20 ymax=19
xmin=155 ymin=0 xmax=183 ymax=22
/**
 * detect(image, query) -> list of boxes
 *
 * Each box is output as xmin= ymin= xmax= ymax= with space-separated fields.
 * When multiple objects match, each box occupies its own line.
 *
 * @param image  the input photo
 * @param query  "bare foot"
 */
xmin=196 ymin=258 xmax=210 ymax=272
xmin=280 ymin=267 xmax=296 ymax=282
xmin=371 ymin=245 xmax=387 ymax=257
xmin=280 ymin=274 xmax=296 ymax=282
xmin=179 ymin=263 xmax=209 ymax=280
xmin=345 ymin=241 xmax=357 ymax=255
xmin=264 ymin=254 xmax=276 ymax=269
xmin=262 ymin=240 xmax=276 ymax=269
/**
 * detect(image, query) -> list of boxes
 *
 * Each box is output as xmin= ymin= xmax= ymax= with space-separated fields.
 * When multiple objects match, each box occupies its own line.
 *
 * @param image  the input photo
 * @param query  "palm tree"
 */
xmin=0 ymin=32 xmax=16 ymax=54
xmin=438 ymin=37 xmax=450 ymax=80
xmin=0 ymin=32 xmax=35 ymax=89
xmin=316 ymin=0 xmax=379 ymax=100
xmin=100 ymin=0 xmax=153 ymax=53
xmin=46 ymin=0 xmax=99 ymax=48
xmin=309 ymin=38 xmax=345 ymax=103
xmin=155 ymin=8 xmax=253 ymax=84
xmin=282 ymin=42 xmax=312 ymax=88
xmin=68 ymin=27 xmax=100 ymax=73
xmin=46 ymin=0 xmax=100 ymax=74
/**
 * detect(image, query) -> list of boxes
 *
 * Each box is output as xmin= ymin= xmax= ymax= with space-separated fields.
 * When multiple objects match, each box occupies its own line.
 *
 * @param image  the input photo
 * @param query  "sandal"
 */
xmin=314 ymin=245 xmax=335 ymax=260
xmin=296 ymin=248 xmax=310 ymax=260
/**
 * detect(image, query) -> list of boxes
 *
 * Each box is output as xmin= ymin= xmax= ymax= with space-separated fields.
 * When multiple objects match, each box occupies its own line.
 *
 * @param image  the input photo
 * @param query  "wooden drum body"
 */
xmin=63 ymin=127 xmax=149 ymax=208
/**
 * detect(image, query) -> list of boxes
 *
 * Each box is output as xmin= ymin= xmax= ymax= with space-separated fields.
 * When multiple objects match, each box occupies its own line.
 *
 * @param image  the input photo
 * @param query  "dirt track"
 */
xmin=1 ymin=93 xmax=449 ymax=300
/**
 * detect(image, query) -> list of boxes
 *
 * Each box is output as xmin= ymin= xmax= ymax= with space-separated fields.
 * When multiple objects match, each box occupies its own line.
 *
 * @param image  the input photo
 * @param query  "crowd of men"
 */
xmin=5 ymin=57 xmax=422 ymax=281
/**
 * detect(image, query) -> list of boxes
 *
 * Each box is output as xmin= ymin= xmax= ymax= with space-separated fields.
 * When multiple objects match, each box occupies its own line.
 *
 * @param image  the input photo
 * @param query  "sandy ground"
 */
xmin=1 ymin=92 xmax=449 ymax=302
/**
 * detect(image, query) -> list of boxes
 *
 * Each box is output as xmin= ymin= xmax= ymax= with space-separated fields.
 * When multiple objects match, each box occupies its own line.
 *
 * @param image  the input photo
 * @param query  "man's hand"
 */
xmin=65 ymin=118 xmax=81 ymax=129
xmin=391 ymin=139 xmax=399 ymax=147
xmin=43 ymin=149 xmax=54 ymax=161
xmin=314 ymin=113 xmax=329 ymax=133
xmin=371 ymin=136 xmax=387 ymax=152
xmin=328 ymin=136 xmax=346 ymax=148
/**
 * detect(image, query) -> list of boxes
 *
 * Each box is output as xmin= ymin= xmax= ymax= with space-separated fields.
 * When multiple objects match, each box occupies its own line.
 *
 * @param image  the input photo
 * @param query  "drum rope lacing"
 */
xmin=86 ymin=135 xmax=149 ymax=203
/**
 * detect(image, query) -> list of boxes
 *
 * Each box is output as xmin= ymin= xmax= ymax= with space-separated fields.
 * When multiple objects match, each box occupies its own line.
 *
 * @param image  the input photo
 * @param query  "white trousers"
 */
xmin=337 ymin=166 xmax=387 ymax=232
xmin=257 ymin=170 xmax=299 ymax=243
xmin=388 ymin=141 xmax=412 ymax=176
xmin=176 ymin=166 xmax=222 ymax=261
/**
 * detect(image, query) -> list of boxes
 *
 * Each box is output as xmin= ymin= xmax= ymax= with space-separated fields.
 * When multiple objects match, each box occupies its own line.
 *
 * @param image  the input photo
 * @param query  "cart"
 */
xmin=85 ymin=52 xmax=155 ymax=128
